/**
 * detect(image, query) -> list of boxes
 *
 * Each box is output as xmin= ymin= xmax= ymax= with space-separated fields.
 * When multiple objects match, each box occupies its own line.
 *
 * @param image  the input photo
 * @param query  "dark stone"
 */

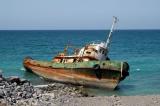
xmin=23 ymin=82 xmax=30 ymax=86
xmin=17 ymin=92 xmax=23 ymax=97
xmin=22 ymin=91 xmax=27 ymax=98
xmin=82 ymin=92 xmax=89 ymax=97
xmin=0 ymin=82 xmax=4 ymax=86
xmin=15 ymin=86 xmax=21 ymax=92
xmin=26 ymin=93 xmax=32 ymax=99
xmin=5 ymin=88 xmax=10 ymax=92
xmin=21 ymin=86 xmax=25 ymax=91
xmin=23 ymin=91 xmax=27 ymax=95
xmin=0 ymin=89 xmax=4 ymax=98
xmin=7 ymin=97 xmax=12 ymax=102
xmin=11 ymin=98 xmax=16 ymax=103
xmin=12 ymin=82 xmax=17 ymax=87
xmin=4 ymin=82 xmax=9 ymax=87
xmin=0 ymin=78 xmax=4 ymax=82
xmin=16 ymin=96 xmax=21 ymax=100
xmin=8 ymin=76 xmax=20 ymax=84
xmin=20 ymin=78 xmax=29 ymax=84
xmin=4 ymin=89 xmax=11 ymax=97
xmin=0 ymin=70 xmax=3 ymax=78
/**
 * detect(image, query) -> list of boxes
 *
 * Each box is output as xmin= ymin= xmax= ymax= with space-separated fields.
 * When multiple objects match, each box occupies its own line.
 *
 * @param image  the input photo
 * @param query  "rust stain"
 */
xmin=23 ymin=57 xmax=128 ymax=89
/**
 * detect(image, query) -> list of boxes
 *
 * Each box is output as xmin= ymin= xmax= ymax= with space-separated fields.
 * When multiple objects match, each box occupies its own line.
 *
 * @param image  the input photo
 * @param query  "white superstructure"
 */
xmin=78 ymin=42 xmax=108 ymax=60
xmin=78 ymin=16 xmax=118 ymax=61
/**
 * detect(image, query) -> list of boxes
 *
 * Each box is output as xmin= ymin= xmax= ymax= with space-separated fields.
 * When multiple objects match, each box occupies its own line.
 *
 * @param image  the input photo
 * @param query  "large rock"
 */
xmin=8 ymin=76 xmax=20 ymax=84
xmin=0 ymin=89 xmax=4 ymax=98
xmin=0 ymin=69 xmax=3 ymax=78
xmin=20 ymin=78 xmax=28 ymax=84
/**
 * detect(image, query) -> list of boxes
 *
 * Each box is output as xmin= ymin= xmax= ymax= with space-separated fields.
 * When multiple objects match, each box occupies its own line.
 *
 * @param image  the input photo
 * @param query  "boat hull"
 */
xmin=23 ymin=57 xmax=129 ymax=90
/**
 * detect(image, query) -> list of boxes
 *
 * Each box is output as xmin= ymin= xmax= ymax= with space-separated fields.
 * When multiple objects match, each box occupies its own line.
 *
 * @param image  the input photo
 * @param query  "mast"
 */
xmin=105 ymin=16 xmax=118 ymax=48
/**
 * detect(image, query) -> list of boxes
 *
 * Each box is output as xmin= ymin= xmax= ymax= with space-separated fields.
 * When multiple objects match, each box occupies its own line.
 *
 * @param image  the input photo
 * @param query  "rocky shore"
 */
xmin=0 ymin=72 xmax=160 ymax=106
xmin=0 ymin=72 xmax=90 ymax=106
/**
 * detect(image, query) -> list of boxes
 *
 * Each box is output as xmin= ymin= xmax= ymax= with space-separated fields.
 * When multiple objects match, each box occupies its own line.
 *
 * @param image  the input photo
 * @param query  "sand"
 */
xmin=61 ymin=95 xmax=160 ymax=106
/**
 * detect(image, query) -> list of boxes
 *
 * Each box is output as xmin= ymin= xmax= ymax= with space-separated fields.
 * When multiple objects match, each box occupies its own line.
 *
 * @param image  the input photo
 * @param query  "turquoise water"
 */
xmin=0 ymin=30 xmax=160 ymax=96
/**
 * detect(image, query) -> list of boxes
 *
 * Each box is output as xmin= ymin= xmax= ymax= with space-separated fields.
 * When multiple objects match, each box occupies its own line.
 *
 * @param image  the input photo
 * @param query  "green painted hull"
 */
xmin=23 ymin=57 xmax=129 ymax=89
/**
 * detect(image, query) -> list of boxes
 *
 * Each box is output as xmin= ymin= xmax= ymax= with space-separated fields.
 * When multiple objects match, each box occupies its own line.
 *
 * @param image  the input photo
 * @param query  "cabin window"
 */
xmin=73 ymin=59 xmax=76 ymax=62
xmin=99 ymin=49 xmax=102 ymax=53
xmin=60 ymin=59 xmax=63 ymax=63
xmin=102 ymin=50 xmax=105 ymax=54
xmin=86 ymin=51 xmax=91 ymax=54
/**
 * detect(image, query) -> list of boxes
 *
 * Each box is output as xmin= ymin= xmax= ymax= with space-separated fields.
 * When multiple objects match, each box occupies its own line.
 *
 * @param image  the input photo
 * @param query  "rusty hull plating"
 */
xmin=23 ymin=57 xmax=129 ymax=90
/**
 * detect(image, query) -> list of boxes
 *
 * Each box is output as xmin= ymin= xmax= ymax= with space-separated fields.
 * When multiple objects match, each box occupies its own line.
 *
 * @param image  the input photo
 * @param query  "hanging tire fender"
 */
xmin=93 ymin=64 xmax=102 ymax=79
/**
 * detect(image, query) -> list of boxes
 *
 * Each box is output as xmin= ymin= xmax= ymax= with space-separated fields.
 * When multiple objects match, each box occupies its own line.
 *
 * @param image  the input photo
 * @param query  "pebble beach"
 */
xmin=0 ymin=72 xmax=160 ymax=106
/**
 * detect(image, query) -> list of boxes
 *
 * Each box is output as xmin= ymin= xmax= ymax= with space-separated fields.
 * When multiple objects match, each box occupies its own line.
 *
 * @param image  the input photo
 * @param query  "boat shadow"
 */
xmin=115 ymin=84 xmax=135 ymax=91
xmin=82 ymin=84 xmax=136 ymax=96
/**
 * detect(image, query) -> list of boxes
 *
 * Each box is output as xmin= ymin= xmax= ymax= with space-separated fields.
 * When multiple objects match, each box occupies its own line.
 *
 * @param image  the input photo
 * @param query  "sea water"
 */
xmin=0 ymin=30 xmax=160 ymax=96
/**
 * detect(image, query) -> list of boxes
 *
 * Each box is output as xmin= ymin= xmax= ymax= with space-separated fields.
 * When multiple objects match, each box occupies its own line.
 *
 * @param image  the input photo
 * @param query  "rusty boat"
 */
xmin=23 ymin=17 xmax=129 ymax=89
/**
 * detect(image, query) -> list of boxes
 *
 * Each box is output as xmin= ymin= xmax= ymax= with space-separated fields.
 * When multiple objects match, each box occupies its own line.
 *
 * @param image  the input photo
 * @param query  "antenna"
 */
xmin=105 ymin=16 xmax=118 ymax=48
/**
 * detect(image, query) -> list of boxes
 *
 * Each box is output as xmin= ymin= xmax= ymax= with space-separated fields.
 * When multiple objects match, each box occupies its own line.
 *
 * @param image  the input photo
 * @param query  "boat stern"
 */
xmin=120 ymin=62 xmax=129 ymax=81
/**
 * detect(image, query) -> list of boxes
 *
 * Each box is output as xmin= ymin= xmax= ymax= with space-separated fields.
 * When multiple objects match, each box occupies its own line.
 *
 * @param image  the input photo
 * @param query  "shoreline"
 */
xmin=62 ymin=95 xmax=160 ymax=106
xmin=0 ymin=74 xmax=160 ymax=106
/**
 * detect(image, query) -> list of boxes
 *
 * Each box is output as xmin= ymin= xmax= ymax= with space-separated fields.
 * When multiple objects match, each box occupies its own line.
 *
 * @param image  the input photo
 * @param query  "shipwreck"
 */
xmin=23 ymin=17 xmax=129 ymax=90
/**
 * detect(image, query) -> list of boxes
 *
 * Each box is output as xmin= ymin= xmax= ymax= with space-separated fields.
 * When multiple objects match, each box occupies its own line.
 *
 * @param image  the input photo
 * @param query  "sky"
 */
xmin=0 ymin=0 xmax=160 ymax=30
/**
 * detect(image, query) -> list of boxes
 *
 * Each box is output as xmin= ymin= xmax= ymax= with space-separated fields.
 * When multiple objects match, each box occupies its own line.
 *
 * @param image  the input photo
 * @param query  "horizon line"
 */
xmin=0 ymin=29 xmax=160 ymax=31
